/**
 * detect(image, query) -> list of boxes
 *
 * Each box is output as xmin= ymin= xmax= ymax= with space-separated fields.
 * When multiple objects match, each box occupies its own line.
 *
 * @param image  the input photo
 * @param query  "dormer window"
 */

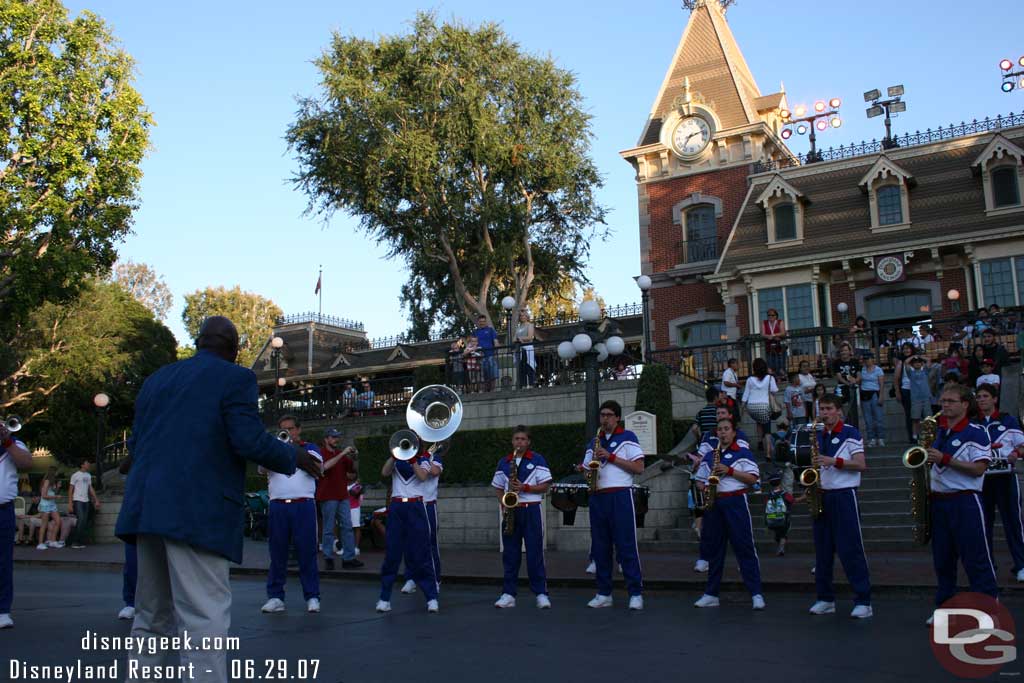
xmin=858 ymin=156 xmax=913 ymax=232
xmin=973 ymin=134 xmax=1024 ymax=216
xmin=773 ymin=204 xmax=797 ymax=240
xmin=755 ymin=175 xmax=806 ymax=247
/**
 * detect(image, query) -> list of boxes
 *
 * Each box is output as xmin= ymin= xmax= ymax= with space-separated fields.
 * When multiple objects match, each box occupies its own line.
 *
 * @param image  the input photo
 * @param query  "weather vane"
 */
xmin=682 ymin=0 xmax=736 ymax=11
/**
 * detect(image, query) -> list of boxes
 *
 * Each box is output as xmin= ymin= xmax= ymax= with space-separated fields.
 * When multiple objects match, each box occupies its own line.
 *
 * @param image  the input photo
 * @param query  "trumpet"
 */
xmin=3 ymin=416 xmax=22 ymax=433
xmin=276 ymin=430 xmax=291 ymax=443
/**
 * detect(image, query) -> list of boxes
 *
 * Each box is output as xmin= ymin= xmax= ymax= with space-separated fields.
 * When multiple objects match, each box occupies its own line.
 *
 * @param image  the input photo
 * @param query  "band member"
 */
xmin=377 ymin=445 xmax=442 ymax=613
xmin=808 ymin=395 xmax=873 ymax=618
xmin=491 ymin=425 xmax=552 ymax=609
xmin=261 ymin=415 xmax=323 ymax=614
xmin=693 ymin=417 xmax=765 ymax=610
xmin=400 ymin=443 xmax=446 ymax=596
xmin=926 ymin=384 xmax=997 ymax=624
xmin=0 ymin=421 xmax=32 ymax=629
xmin=582 ymin=400 xmax=645 ymax=610
xmin=975 ymin=384 xmax=1024 ymax=582
xmin=692 ymin=405 xmax=749 ymax=573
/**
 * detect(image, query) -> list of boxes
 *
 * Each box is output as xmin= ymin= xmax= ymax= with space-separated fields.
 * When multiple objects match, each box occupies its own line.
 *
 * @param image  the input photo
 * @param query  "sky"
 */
xmin=62 ymin=0 xmax=1024 ymax=345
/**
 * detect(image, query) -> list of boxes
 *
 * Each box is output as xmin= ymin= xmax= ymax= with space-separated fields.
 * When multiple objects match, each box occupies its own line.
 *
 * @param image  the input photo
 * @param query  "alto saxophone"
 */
xmin=800 ymin=421 xmax=824 ymax=520
xmin=704 ymin=443 xmax=722 ymax=512
xmin=501 ymin=448 xmax=522 ymax=536
xmin=584 ymin=429 xmax=602 ymax=493
xmin=903 ymin=411 xmax=941 ymax=545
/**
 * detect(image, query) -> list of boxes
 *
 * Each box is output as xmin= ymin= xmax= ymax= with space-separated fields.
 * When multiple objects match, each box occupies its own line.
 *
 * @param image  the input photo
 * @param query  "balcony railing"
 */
xmin=684 ymin=236 xmax=718 ymax=264
xmin=276 ymin=312 xmax=365 ymax=330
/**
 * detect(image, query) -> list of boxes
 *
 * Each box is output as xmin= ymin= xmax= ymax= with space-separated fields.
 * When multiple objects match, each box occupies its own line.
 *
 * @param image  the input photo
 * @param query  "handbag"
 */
xmin=768 ymin=392 xmax=783 ymax=421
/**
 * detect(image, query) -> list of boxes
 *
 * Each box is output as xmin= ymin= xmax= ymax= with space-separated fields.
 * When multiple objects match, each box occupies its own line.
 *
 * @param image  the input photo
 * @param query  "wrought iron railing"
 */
xmin=754 ymin=110 xmax=1024 ymax=173
xmin=532 ymin=302 xmax=642 ymax=328
xmin=684 ymin=236 xmax=718 ymax=264
xmin=276 ymin=312 xmax=365 ymax=330
xmin=263 ymin=375 xmax=417 ymax=424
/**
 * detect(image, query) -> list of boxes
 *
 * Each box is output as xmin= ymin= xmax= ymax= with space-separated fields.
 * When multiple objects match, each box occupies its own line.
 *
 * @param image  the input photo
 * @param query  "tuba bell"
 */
xmin=4 ymin=416 xmax=22 ymax=433
xmin=388 ymin=385 xmax=463 ymax=461
xmin=276 ymin=430 xmax=290 ymax=443
xmin=389 ymin=429 xmax=421 ymax=461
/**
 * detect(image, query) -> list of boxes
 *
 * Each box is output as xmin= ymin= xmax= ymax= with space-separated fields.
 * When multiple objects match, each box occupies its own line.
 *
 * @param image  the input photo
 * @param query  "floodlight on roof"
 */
xmin=829 ymin=97 xmax=842 ymax=108
xmin=814 ymin=100 xmax=826 ymax=113
xmin=780 ymin=109 xmax=791 ymax=120
xmin=1004 ymin=81 xmax=1016 ymax=93
xmin=1001 ymin=59 xmax=1014 ymax=71
xmin=816 ymin=119 xmax=828 ymax=131
xmin=794 ymin=104 xmax=807 ymax=117
xmin=830 ymin=117 xmax=842 ymax=128
xmin=890 ymin=101 xmax=907 ymax=113
xmin=866 ymin=105 xmax=884 ymax=118
xmin=796 ymin=123 xmax=809 ymax=135
xmin=864 ymin=89 xmax=881 ymax=102
xmin=781 ymin=127 xmax=793 ymax=139
xmin=1019 ymin=56 xmax=1024 ymax=68
xmin=887 ymin=85 xmax=905 ymax=97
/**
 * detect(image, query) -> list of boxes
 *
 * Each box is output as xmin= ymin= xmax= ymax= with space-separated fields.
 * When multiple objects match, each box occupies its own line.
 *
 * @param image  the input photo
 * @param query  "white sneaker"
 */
xmin=808 ymin=600 xmax=836 ymax=615
xmin=1015 ymin=568 xmax=1024 ymax=582
xmin=307 ymin=598 xmax=320 ymax=613
xmin=752 ymin=594 xmax=766 ymax=610
xmin=585 ymin=561 xmax=596 ymax=574
xmin=587 ymin=594 xmax=613 ymax=609
xmin=867 ymin=439 xmax=877 ymax=448
xmin=494 ymin=593 xmax=516 ymax=609
xmin=354 ymin=547 xmax=361 ymax=557
xmin=850 ymin=605 xmax=873 ymax=619
xmin=628 ymin=595 xmax=644 ymax=611
xmin=117 ymin=606 xmax=135 ymax=620
xmin=375 ymin=600 xmax=391 ymax=613
xmin=52 ymin=541 xmax=65 ymax=548
xmin=35 ymin=543 xmax=47 ymax=550
xmin=426 ymin=599 xmax=439 ymax=613
xmin=46 ymin=540 xmax=60 ymax=548
xmin=401 ymin=579 xmax=417 ymax=594
xmin=694 ymin=594 xmax=720 ymax=608
xmin=0 ymin=613 xmax=12 ymax=629
xmin=694 ymin=559 xmax=709 ymax=573
xmin=878 ymin=439 xmax=886 ymax=447
xmin=536 ymin=594 xmax=551 ymax=609
xmin=261 ymin=598 xmax=286 ymax=613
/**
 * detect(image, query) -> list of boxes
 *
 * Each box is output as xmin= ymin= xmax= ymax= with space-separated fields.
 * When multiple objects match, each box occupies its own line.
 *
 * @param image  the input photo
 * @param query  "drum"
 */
xmin=789 ymin=423 xmax=822 ymax=469
xmin=632 ymin=485 xmax=651 ymax=527
xmin=549 ymin=483 xmax=587 ymax=525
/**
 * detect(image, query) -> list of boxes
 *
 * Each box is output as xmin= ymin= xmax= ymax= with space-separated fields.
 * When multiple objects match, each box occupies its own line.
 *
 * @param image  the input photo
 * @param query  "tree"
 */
xmin=288 ymin=12 xmax=607 ymax=338
xmin=182 ymin=286 xmax=283 ymax=368
xmin=7 ymin=281 xmax=176 ymax=464
xmin=110 ymin=260 xmax=173 ymax=320
xmin=529 ymin=283 xmax=606 ymax=325
xmin=0 ymin=0 xmax=151 ymax=339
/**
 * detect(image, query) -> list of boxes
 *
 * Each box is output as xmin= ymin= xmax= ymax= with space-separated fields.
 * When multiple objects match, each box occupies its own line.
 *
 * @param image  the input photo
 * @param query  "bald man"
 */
xmin=116 ymin=316 xmax=321 ymax=683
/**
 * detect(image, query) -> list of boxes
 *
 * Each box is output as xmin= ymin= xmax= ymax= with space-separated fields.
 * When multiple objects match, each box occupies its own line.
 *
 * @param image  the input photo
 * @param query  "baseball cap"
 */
xmin=767 ymin=470 xmax=782 ymax=484
xmin=324 ymin=427 xmax=342 ymax=438
xmin=982 ymin=358 xmax=995 ymax=366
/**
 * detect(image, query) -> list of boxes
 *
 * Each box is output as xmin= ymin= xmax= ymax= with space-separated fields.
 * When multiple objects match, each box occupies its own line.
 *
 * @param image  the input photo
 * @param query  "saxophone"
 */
xmin=903 ymin=411 xmax=941 ymax=545
xmin=800 ymin=421 xmax=824 ymax=520
xmin=501 ymin=448 xmax=522 ymax=536
xmin=703 ymin=443 xmax=722 ymax=512
xmin=584 ymin=429 xmax=602 ymax=493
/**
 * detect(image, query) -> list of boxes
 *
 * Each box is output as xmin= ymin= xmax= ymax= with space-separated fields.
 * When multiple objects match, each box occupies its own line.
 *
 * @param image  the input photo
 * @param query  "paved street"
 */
xmin=5 ymin=567 xmax=1022 ymax=683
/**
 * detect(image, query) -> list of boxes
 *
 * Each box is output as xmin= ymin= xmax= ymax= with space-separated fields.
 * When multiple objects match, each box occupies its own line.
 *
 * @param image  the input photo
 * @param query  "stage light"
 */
xmin=1019 ymin=56 xmax=1024 ymax=68
xmin=816 ymin=119 xmax=828 ymax=131
xmin=1020 ymin=78 xmax=1024 ymax=90
xmin=864 ymin=89 xmax=881 ymax=102
xmin=890 ymin=101 xmax=907 ymax=113
xmin=781 ymin=127 xmax=793 ymax=139
xmin=831 ymin=117 xmax=842 ymax=128
xmin=795 ymin=105 xmax=807 ymax=117
xmin=887 ymin=85 xmax=905 ymax=97
xmin=780 ymin=109 xmax=791 ymax=120
xmin=866 ymin=105 xmax=884 ymax=118
xmin=814 ymin=100 xmax=826 ymax=112
xmin=1001 ymin=59 xmax=1014 ymax=71
xmin=796 ymin=124 xmax=808 ymax=135
xmin=829 ymin=97 xmax=841 ymax=108
xmin=1003 ymin=81 xmax=1015 ymax=93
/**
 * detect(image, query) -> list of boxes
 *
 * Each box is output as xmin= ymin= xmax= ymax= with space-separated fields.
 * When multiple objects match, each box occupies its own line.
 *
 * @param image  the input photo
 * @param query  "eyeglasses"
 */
xmin=599 ymin=412 xmax=616 ymax=417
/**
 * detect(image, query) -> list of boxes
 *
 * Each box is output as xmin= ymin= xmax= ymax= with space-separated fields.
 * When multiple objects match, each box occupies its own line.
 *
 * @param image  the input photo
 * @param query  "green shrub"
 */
xmin=412 ymin=364 xmax=444 ymax=390
xmin=635 ymin=363 xmax=674 ymax=453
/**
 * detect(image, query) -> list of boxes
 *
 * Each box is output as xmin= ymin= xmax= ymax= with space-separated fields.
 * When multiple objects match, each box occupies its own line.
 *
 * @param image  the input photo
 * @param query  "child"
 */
xmin=764 ymin=471 xmax=795 ymax=556
xmin=976 ymin=358 xmax=1001 ymax=388
xmin=784 ymin=372 xmax=808 ymax=427
xmin=680 ymin=348 xmax=696 ymax=379
xmin=811 ymin=383 xmax=827 ymax=421
xmin=905 ymin=356 xmax=932 ymax=439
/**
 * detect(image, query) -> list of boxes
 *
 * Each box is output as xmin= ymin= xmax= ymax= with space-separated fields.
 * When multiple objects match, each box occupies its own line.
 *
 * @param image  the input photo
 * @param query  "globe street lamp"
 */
xmin=93 ymin=392 xmax=110 ymax=490
xmin=836 ymin=301 xmax=849 ymax=325
xmin=947 ymin=288 xmax=961 ymax=313
xmin=636 ymin=275 xmax=652 ymax=362
xmin=271 ymin=336 xmax=284 ymax=415
xmin=560 ymin=301 xmax=626 ymax=440
xmin=501 ymin=296 xmax=516 ymax=347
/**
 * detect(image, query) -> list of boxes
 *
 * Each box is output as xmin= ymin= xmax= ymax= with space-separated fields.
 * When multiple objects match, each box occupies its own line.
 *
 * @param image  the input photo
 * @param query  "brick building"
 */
xmin=621 ymin=1 xmax=1024 ymax=357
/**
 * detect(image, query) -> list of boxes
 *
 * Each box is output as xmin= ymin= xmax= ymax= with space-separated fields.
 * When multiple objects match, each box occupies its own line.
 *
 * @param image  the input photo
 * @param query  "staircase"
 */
xmin=640 ymin=444 xmax=1024 ymax=554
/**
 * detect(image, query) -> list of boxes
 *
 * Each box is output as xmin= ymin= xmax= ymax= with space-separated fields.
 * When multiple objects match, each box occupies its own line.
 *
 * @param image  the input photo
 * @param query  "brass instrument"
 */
xmin=388 ymin=385 xmax=463 ymax=461
xmin=584 ymin=429 xmax=602 ymax=493
xmin=501 ymin=447 xmax=523 ymax=535
xmin=276 ymin=430 xmax=291 ymax=443
xmin=903 ymin=411 xmax=941 ymax=545
xmin=3 ymin=416 xmax=22 ymax=433
xmin=704 ymin=443 xmax=722 ymax=512
xmin=801 ymin=421 xmax=824 ymax=520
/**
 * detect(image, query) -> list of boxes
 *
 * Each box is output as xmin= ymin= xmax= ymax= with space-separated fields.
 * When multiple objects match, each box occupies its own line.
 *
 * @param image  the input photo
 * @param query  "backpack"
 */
xmin=764 ymin=492 xmax=789 ymax=529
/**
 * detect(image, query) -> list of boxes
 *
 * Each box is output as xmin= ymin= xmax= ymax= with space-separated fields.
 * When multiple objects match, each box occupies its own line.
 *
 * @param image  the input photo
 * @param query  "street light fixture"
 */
xmin=999 ymin=56 xmax=1024 ymax=93
xmin=836 ymin=301 xmax=849 ymax=325
xmin=780 ymin=98 xmax=842 ymax=163
xmin=636 ymin=275 xmax=653 ymax=363
xmin=558 ymin=303 xmax=626 ymax=441
xmin=501 ymin=295 xmax=516 ymax=347
xmin=865 ymin=85 xmax=907 ymax=149
xmin=271 ymin=336 xmax=285 ymax=416
xmin=947 ymin=288 xmax=961 ymax=313
xmin=93 ymin=392 xmax=110 ymax=490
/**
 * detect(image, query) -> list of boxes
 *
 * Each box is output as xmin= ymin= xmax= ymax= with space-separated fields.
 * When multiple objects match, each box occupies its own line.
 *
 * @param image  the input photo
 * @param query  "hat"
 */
xmin=324 ymin=427 xmax=342 ymax=438
xmin=982 ymin=358 xmax=995 ymax=366
xmin=863 ymin=351 xmax=874 ymax=359
xmin=767 ymin=470 xmax=782 ymax=484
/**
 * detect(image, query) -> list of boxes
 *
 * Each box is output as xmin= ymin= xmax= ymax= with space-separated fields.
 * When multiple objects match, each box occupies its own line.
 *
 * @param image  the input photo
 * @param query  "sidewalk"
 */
xmin=14 ymin=540 xmax=1024 ymax=594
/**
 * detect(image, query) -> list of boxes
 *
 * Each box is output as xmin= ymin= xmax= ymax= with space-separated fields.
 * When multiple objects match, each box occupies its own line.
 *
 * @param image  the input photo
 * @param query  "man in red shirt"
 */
xmin=317 ymin=428 xmax=362 ymax=569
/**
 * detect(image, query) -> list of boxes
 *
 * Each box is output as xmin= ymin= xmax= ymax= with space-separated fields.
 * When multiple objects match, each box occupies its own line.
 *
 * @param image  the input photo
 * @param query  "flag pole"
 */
xmin=317 ymin=265 xmax=323 ymax=318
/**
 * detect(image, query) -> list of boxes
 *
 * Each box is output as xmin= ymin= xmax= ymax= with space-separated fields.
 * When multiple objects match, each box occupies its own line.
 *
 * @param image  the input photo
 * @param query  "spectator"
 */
xmin=833 ymin=346 xmax=861 ymax=429
xmin=340 ymin=381 xmax=357 ymax=411
xmin=473 ymin=314 xmax=499 ymax=392
xmin=462 ymin=336 xmax=482 ymax=392
xmin=15 ymin=488 xmax=40 ymax=545
xmin=764 ymin=471 xmax=795 ymax=556
xmin=348 ymin=481 xmax=364 ymax=558
xmin=784 ymin=372 xmax=808 ymax=427
xmin=942 ymin=345 xmax=968 ymax=378
xmin=691 ymin=386 xmax=720 ymax=441
xmin=811 ymin=383 xmax=828 ymax=421
xmin=515 ymin=310 xmax=537 ymax=389
xmin=858 ymin=352 xmax=886 ymax=447
xmin=0 ymin=421 xmax=33 ymax=629
xmin=943 ymin=372 xmax=962 ymax=389
xmin=906 ymin=356 xmax=932 ymax=440
xmin=897 ymin=328 xmax=920 ymax=352
xmin=614 ymin=359 xmax=637 ymax=381
xmin=850 ymin=316 xmax=872 ymax=358
xmin=878 ymin=329 xmax=898 ymax=366
xmin=316 ymin=428 xmax=362 ymax=571
xmin=978 ymin=329 xmax=1010 ymax=374
xmin=973 ymin=308 xmax=992 ymax=337
xmin=448 ymin=339 xmax=465 ymax=390
xmin=968 ymin=344 xmax=987 ymax=387
xmin=680 ymin=348 xmax=696 ymax=379
xmin=797 ymin=360 xmax=816 ymax=418
xmin=987 ymin=304 xmax=1006 ymax=333
xmin=68 ymin=459 xmax=100 ymax=549
xmin=742 ymin=357 xmax=778 ymax=451
xmin=977 ymin=359 xmax=1001 ymax=388
xmin=355 ymin=378 xmax=375 ymax=412
xmin=893 ymin=343 xmax=916 ymax=443
xmin=928 ymin=354 xmax=944 ymax=414
xmin=762 ymin=308 xmax=786 ymax=376
xmin=721 ymin=358 xmax=740 ymax=401
xmin=36 ymin=467 xmax=61 ymax=550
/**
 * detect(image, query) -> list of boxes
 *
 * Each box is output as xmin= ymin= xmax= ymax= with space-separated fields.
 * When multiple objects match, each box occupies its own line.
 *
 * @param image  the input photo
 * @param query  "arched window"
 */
xmin=685 ymin=205 xmax=717 ymax=262
xmin=876 ymin=185 xmax=903 ymax=225
xmin=773 ymin=204 xmax=797 ymax=241
xmin=992 ymin=167 xmax=1021 ymax=208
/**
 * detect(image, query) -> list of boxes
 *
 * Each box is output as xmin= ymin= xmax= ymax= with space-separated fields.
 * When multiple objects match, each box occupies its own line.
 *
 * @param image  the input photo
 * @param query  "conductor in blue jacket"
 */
xmin=116 ymin=316 xmax=322 ymax=683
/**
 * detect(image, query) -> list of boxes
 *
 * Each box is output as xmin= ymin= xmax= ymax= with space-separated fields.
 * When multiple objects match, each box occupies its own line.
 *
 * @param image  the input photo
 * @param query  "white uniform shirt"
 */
xmin=491 ymin=451 xmax=553 ymax=504
xmin=0 ymin=440 xmax=27 ymax=504
xmin=980 ymin=413 xmax=1024 ymax=476
xmin=390 ymin=455 xmax=435 ymax=500
xmin=817 ymin=422 xmax=865 ymax=490
xmin=267 ymin=443 xmax=322 ymax=500
xmin=695 ymin=442 xmax=759 ymax=493
xmin=421 ymin=454 xmax=444 ymax=503
xmin=582 ymin=427 xmax=644 ymax=489
xmin=930 ymin=419 xmax=991 ymax=493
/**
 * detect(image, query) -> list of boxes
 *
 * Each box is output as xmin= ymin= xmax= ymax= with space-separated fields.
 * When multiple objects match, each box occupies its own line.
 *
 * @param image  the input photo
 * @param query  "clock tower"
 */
xmin=620 ymin=0 xmax=792 ymax=350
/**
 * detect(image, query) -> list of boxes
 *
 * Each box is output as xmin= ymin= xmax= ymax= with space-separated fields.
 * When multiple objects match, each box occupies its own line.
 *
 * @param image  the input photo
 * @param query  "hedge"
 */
xmin=635 ymin=363 xmax=674 ymax=453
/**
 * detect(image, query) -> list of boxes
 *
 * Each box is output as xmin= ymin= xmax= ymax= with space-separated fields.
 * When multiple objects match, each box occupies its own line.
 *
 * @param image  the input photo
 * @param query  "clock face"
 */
xmin=672 ymin=116 xmax=712 ymax=157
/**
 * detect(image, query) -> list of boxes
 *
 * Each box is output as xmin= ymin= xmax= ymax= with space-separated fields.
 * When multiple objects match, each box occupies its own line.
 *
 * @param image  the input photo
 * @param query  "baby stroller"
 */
xmin=244 ymin=490 xmax=269 ymax=541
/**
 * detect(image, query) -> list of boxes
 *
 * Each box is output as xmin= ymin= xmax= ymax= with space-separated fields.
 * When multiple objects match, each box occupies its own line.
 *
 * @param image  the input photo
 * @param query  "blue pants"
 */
xmin=932 ymin=493 xmax=999 ymax=606
xmin=699 ymin=494 xmax=762 ymax=597
xmin=982 ymin=474 xmax=1024 ymax=575
xmin=267 ymin=500 xmax=319 ymax=601
xmin=860 ymin=397 xmax=885 ymax=441
xmin=0 ymin=503 xmax=13 ymax=613
xmin=124 ymin=542 xmax=138 ymax=607
xmin=426 ymin=502 xmax=441 ymax=587
xmin=813 ymin=488 xmax=871 ymax=605
xmin=589 ymin=489 xmax=642 ymax=597
xmin=320 ymin=498 xmax=356 ymax=561
xmin=501 ymin=504 xmax=547 ymax=597
xmin=380 ymin=500 xmax=437 ymax=602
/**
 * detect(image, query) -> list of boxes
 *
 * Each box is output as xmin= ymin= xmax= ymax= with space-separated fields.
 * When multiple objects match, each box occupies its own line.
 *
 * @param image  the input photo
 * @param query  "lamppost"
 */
xmin=836 ymin=301 xmax=849 ymax=326
xmin=556 ymin=300 xmax=625 ymax=439
xmin=501 ymin=296 xmax=516 ymax=347
xmin=780 ymin=99 xmax=842 ymax=163
xmin=865 ymin=86 xmax=906 ymax=150
xmin=947 ymin=288 xmax=961 ymax=313
xmin=271 ymin=336 xmax=284 ymax=416
xmin=93 ymin=392 xmax=110 ymax=490
xmin=636 ymin=275 xmax=652 ymax=363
